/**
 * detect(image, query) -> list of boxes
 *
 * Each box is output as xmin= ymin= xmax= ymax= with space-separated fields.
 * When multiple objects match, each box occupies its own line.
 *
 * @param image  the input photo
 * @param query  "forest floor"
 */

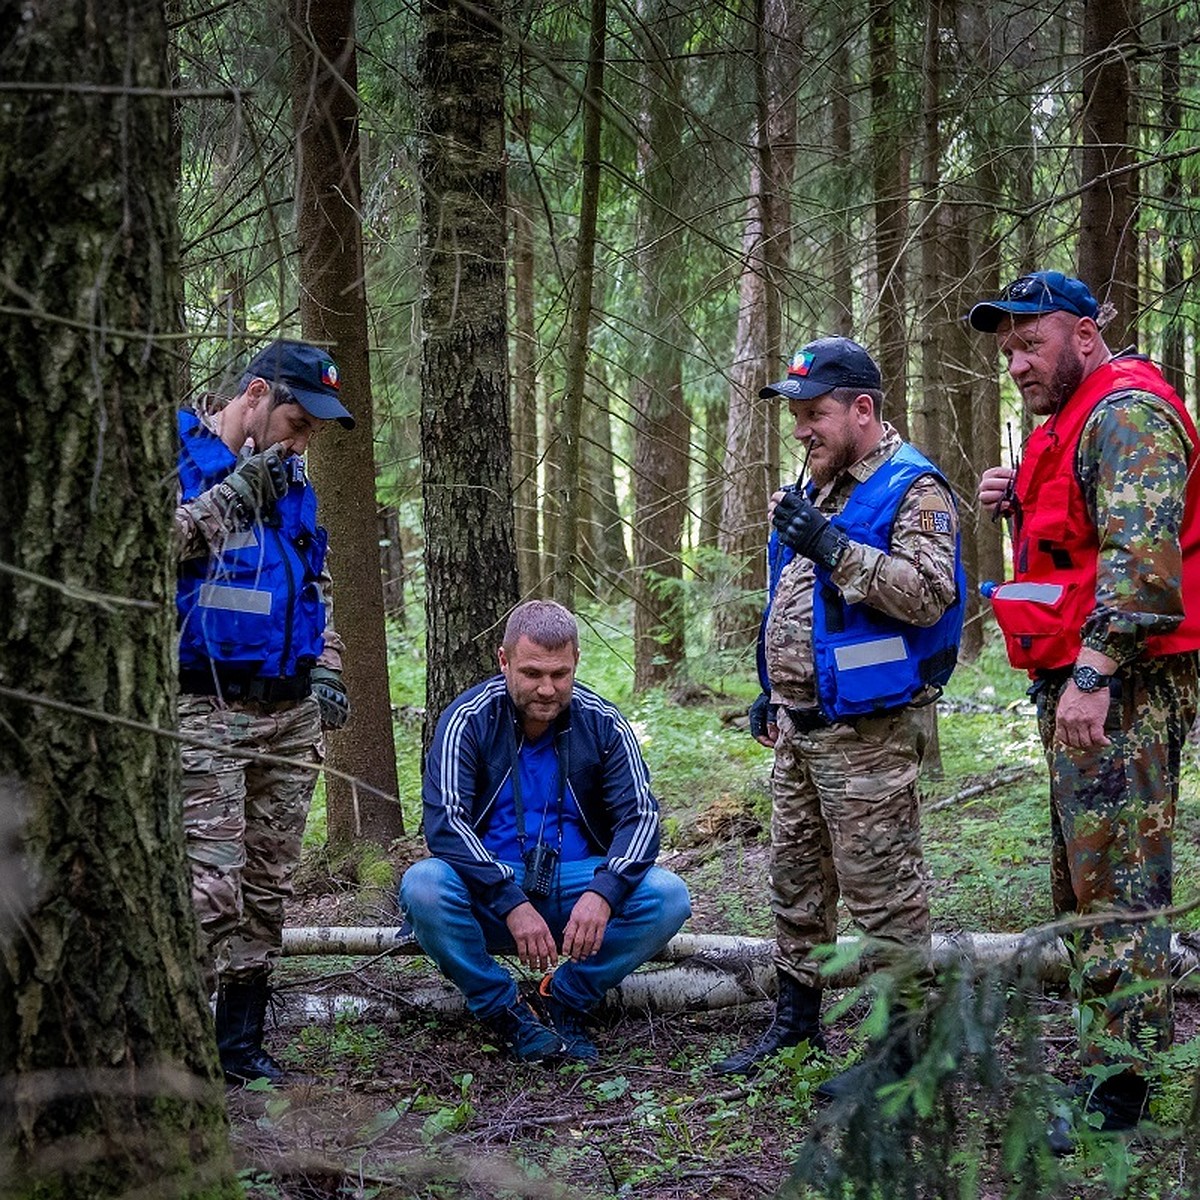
xmin=227 ymin=818 xmax=1200 ymax=1200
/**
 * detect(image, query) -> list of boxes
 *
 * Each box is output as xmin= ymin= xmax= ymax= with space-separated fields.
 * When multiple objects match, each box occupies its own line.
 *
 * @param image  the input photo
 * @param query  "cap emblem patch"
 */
xmin=788 ymin=351 xmax=815 ymax=377
xmin=321 ymin=362 xmax=340 ymax=389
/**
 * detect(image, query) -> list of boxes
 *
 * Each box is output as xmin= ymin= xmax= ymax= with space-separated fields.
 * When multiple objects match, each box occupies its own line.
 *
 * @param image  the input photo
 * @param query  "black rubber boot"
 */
xmin=815 ymin=1017 xmax=915 ymax=1104
xmin=1046 ymin=1071 xmax=1151 ymax=1157
xmin=711 ymin=972 xmax=825 ymax=1076
xmin=216 ymin=973 xmax=287 ymax=1085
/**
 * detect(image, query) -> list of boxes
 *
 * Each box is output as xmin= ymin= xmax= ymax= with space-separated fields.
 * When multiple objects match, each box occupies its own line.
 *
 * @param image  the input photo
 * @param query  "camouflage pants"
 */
xmin=179 ymin=693 xmax=323 ymax=990
xmin=769 ymin=705 xmax=933 ymax=989
xmin=1034 ymin=652 xmax=1197 ymax=1072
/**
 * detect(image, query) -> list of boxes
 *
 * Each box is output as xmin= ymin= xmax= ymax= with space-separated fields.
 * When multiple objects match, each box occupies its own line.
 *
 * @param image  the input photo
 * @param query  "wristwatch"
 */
xmin=1071 ymin=664 xmax=1113 ymax=693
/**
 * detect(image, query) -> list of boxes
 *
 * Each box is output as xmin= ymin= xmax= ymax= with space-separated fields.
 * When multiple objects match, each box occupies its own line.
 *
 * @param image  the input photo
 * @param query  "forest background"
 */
xmin=2 ymin=0 xmax=1200 ymax=1197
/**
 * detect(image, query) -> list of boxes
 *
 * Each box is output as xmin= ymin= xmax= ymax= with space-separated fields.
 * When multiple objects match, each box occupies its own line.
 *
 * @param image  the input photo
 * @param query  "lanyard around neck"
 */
xmin=507 ymin=715 xmax=567 ymax=850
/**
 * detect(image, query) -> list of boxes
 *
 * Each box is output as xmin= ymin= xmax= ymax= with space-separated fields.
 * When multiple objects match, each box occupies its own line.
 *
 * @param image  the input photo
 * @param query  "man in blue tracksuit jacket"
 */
xmin=400 ymin=600 xmax=691 ymax=1063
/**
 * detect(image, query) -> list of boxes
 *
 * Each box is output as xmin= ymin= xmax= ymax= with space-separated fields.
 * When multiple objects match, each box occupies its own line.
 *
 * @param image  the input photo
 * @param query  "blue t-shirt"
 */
xmin=481 ymin=729 xmax=591 ymax=863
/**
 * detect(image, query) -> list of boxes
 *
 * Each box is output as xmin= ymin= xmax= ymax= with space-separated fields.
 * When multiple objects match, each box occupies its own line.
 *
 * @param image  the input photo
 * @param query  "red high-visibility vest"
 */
xmin=988 ymin=356 xmax=1200 ymax=672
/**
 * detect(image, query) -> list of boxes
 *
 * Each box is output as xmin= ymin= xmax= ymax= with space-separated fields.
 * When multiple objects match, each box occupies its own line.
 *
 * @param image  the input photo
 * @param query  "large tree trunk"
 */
xmin=419 ymin=0 xmax=519 ymax=739
xmin=0 ymin=4 xmax=238 ymax=1195
xmin=713 ymin=0 xmax=796 ymax=655
xmin=290 ymin=0 xmax=404 ymax=845
xmin=631 ymin=0 xmax=689 ymax=690
xmin=1078 ymin=0 xmax=1138 ymax=348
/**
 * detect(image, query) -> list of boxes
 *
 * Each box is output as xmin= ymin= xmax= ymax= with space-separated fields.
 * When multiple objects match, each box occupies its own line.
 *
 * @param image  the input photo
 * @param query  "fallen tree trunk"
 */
xmin=282 ymin=927 xmax=1200 ymax=1013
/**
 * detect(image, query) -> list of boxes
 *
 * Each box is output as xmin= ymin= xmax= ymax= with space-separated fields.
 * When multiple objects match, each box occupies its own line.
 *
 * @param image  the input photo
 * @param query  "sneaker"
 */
xmin=481 ymin=1001 xmax=564 ymax=1062
xmin=544 ymin=993 xmax=599 ymax=1063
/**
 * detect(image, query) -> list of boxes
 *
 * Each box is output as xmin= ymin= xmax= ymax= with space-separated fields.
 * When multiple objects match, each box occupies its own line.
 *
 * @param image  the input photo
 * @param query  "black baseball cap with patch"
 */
xmin=967 ymin=271 xmax=1100 ymax=333
xmin=240 ymin=339 xmax=355 ymax=429
xmin=759 ymin=337 xmax=882 ymax=401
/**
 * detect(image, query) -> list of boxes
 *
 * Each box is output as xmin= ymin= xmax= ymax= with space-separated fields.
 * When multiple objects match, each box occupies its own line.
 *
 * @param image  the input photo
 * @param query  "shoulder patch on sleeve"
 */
xmin=917 ymin=488 xmax=953 ymax=534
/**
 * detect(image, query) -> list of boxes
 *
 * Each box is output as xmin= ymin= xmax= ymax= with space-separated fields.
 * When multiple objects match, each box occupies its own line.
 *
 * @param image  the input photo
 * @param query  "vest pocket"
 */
xmin=988 ymin=580 xmax=1075 ymax=670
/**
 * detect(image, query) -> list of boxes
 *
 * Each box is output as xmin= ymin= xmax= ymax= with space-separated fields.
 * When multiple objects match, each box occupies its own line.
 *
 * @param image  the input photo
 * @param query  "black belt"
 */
xmin=179 ymin=668 xmax=312 ymax=703
xmin=784 ymin=706 xmax=832 ymax=733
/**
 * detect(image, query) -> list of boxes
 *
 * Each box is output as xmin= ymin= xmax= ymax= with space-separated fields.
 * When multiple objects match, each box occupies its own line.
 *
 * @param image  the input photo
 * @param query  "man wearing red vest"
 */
xmin=971 ymin=271 xmax=1200 ymax=1153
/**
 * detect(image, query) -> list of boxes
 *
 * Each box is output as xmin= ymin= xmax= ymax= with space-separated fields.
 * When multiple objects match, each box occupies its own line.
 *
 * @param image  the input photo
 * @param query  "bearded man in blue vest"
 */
xmin=713 ymin=337 xmax=965 ymax=1100
xmin=174 ymin=339 xmax=354 ymax=1084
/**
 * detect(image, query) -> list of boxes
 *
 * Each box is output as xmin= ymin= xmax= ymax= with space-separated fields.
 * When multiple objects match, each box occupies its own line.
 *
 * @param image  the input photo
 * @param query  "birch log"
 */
xmin=281 ymin=927 xmax=1200 ymax=1012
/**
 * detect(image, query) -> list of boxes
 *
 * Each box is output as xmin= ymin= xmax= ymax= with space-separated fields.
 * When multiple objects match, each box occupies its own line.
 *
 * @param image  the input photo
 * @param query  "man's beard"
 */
xmin=808 ymin=436 xmax=856 ymax=487
xmin=1048 ymin=352 xmax=1085 ymax=412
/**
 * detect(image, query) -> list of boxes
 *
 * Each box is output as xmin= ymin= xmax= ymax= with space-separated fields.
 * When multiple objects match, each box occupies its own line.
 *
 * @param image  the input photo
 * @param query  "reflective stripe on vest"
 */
xmin=198 ymin=583 xmax=273 ymax=615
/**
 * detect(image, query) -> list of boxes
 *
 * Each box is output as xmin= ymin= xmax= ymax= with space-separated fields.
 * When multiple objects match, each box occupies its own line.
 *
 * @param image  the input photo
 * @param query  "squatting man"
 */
xmin=400 ymin=600 xmax=691 ymax=1062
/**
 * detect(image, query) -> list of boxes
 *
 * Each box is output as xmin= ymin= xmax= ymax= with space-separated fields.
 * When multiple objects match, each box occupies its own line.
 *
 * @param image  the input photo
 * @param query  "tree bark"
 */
xmin=419 ymin=0 xmax=519 ymax=739
xmin=554 ymin=0 xmax=606 ymax=610
xmin=871 ymin=0 xmax=909 ymax=438
xmin=582 ymin=383 xmax=630 ymax=594
xmin=825 ymin=9 xmax=855 ymax=338
xmin=631 ymin=0 xmax=690 ymax=690
xmin=510 ymin=184 xmax=543 ymax=594
xmin=1078 ymin=0 xmax=1138 ymax=348
xmin=914 ymin=0 xmax=944 ymax=463
xmin=1159 ymin=5 xmax=1185 ymax=398
xmin=290 ymin=0 xmax=404 ymax=844
xmin=0 ymin=4 xmax=237 ymax=1195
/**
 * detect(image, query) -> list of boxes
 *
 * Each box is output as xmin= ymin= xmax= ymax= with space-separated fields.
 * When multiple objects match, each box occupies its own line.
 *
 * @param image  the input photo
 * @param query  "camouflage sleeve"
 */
xmin=174 ymin=485 xmax=238 ymax=561
xmin=1077 ymin=390 xmax=1191 ymax=664
xmin=831 ymin=475 xmax=959 ymax=628
xmin=316 ymin=558 xmax=344 ymax=671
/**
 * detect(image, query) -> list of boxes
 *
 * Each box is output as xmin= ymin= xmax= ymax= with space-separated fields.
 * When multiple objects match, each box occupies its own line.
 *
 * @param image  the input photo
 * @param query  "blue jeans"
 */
xmin=399 ymin=856 xmax=691 ymax=1018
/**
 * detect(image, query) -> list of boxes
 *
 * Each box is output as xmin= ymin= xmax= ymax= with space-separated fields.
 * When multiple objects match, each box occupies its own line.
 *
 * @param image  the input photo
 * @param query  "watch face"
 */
xmin=1073 ymin=666 xmax=1105 ymax=692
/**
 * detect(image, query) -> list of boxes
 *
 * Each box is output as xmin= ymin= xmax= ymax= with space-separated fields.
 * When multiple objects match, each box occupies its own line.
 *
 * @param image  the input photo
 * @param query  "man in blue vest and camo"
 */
xmin=174 ymin=339 xmax=354 ymax=1084
xmin=713 ymin=337 xmax=965 ymax=1101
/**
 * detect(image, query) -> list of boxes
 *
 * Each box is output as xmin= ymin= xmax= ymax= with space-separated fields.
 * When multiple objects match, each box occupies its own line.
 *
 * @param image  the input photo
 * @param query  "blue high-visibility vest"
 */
xmin=760 ymin=443 xmax=965 ymax=719
xmin=176 ymin=410 xmax=328 ymax=678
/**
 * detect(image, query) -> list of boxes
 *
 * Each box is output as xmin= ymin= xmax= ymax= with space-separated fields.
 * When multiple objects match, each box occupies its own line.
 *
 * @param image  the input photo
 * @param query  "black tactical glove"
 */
xmin=772 ymin=489 xmax=849 ymax=570
xmin=312 ymin=667 xmax=350 ymax=730
xmin=748 ymin=692 xmax=777 ymax=740
xmin=221 ymin=442 xmax=289 ymax=523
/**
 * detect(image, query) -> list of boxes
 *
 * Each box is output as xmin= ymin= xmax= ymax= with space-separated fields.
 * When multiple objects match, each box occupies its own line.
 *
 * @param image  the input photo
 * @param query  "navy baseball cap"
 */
xmin=240 ymin=339 xmax=355 ymax=429
xmin=967 ymin=271 xmax=1100 ymax=333
xmin=759 ymin=337 xmax=882 ymax=401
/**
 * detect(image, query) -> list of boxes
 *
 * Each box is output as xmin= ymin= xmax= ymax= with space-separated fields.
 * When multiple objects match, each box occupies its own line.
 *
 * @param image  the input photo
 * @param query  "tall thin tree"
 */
xmin=555 ymin=0 xmax=606 ymax=610
xmin=1078 ymin=0 xmax=1138 ymax=347
xmin=289 ymin=0 xmax=404 ymax=844
xmin=714 ymin=0 xmax=797 ymax=654
xmin=631 ymin=0 xmax=690 ymax=689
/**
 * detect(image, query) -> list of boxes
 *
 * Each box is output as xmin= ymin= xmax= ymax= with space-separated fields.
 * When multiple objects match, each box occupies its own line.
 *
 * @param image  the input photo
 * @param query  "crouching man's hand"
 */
xmin=506 ymin=902 xmax=558 ymax=972
xmin=562 ymin=891 xmax=611 ymax=961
